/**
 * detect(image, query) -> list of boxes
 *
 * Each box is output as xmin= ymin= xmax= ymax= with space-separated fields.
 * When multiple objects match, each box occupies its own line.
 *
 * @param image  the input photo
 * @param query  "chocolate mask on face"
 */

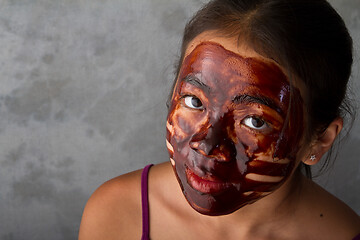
xmin=166 ymin=42 xmax=303 ymax=216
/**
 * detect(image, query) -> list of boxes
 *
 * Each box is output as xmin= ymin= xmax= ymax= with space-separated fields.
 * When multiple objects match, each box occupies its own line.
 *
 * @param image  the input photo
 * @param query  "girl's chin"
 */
xmin=182 ymin=182 xmax=256 ymax=216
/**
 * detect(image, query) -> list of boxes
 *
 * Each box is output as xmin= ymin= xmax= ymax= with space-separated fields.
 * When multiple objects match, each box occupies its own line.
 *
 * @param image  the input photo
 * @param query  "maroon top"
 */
xmin=141 ymin=164 xmax=153 ymax=240
xmin=140 ymin=164 xmax=360 ymax=240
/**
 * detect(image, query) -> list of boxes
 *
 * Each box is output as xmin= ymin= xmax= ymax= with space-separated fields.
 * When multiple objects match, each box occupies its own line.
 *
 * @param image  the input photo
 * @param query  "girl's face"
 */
xmin=166 ymin=33 xmax=304 ymax=216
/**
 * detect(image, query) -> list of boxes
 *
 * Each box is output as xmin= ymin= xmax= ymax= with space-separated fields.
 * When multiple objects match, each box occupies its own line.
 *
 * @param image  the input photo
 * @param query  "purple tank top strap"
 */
xmin=353 ymin=233 xmax=360 ymax=240
xmin=141 ymin=164 xmax=153 ymax=240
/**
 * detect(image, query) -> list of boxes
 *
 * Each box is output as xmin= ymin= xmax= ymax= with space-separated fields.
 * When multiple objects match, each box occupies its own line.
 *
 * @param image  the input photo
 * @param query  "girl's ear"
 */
xmin=302 ymin=117 xmax=343 ymax=165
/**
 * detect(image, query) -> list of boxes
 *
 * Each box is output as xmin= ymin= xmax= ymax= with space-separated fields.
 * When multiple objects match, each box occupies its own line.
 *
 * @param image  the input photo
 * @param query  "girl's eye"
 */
xmin=184 ymin=96 xmax=203 ymax=110
xmin=243 ymin=116 xmax=267 ymax=130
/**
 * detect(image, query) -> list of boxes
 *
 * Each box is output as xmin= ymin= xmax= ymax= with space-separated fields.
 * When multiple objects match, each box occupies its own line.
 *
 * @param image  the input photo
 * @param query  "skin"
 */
xmin=166 ymin=41 xmax=303 ymax=215
xmin=79 ymin=32 xmax=360 ymax=240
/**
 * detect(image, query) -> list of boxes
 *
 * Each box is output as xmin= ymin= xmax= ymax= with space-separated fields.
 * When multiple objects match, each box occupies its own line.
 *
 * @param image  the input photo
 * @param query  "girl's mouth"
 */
xmin=185 ymin=167 xmax=232 ymax=194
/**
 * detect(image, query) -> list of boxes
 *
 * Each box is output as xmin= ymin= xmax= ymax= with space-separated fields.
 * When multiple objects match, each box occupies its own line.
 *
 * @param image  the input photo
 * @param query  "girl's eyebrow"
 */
xmin=181 ymin=75 xmax=211 ymax=91
xmin=181 ymin=75 xmax=285 ymax=116
xmin=233 ymin=94 xmax=284 ymax=116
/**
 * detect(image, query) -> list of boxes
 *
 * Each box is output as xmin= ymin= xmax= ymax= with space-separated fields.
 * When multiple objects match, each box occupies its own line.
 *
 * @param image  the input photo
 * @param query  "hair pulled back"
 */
xmin=171 ymin=0 xmax=354 ymax=177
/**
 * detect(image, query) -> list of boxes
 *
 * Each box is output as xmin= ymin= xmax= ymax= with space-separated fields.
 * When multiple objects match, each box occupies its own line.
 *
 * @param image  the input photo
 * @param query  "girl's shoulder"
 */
xmin=298 ymin=177 xmax=360 ymax=239
xmin=78 ymin=162 xmax=176 ymax=240
xmin=78 ymin=166 xmax=144 ymax=240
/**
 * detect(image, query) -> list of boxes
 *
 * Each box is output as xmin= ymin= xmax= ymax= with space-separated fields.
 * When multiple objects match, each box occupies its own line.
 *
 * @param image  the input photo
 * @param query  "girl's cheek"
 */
xmin=170 ymin=107 xmax=207 ymax=141
xmin=234 ymin=123 xmax=280 ymax=160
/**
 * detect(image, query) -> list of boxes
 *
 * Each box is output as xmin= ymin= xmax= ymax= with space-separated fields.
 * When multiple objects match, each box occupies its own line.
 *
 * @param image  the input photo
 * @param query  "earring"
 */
xmin=310 ymin=155 xmax=316 ymax=161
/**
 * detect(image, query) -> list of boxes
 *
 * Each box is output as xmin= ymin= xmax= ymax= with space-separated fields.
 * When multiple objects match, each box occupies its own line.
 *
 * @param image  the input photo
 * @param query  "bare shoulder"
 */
xmin=78 ymin=167 xmax=144 ymax=240
xmin=300 ymin=177 xmax=360 ymax=239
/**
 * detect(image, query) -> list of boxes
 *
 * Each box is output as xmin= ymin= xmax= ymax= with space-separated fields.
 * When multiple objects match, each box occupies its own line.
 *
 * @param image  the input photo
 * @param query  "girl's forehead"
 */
xmin=184 ymin=31 xmax=277 ymax=67
xmin=182 ymin=31 xmax=307 ymax=98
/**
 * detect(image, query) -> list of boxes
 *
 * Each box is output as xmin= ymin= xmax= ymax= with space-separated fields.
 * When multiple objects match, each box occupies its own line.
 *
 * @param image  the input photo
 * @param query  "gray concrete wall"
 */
xmin=0 ymin=0 xmax=358 ymax=239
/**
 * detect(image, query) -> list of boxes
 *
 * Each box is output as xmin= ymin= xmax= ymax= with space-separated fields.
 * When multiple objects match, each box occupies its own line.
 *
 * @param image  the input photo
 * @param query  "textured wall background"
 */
xmin=0 ymin=0 xmax=358 ymax=239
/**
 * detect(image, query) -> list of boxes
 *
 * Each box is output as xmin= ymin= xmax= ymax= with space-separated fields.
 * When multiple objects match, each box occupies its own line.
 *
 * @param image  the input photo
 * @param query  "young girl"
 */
xmin=79 ymin=0 xmax=360 ymax=239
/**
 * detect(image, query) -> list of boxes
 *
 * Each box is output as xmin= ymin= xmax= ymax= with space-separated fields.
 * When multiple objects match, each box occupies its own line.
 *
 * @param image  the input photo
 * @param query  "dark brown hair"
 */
xmin=169 ymin=0 xmax=354 ymax=178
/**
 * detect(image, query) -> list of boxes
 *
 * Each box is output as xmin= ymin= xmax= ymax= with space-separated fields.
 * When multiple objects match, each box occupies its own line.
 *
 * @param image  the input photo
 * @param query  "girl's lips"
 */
xmin=185 ymin=167 xmax=232 ymax=194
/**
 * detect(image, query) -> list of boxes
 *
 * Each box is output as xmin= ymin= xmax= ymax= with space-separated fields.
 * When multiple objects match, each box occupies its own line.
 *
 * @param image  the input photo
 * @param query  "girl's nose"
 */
xmin=189 ymin=115 xmax=236 ymax=162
